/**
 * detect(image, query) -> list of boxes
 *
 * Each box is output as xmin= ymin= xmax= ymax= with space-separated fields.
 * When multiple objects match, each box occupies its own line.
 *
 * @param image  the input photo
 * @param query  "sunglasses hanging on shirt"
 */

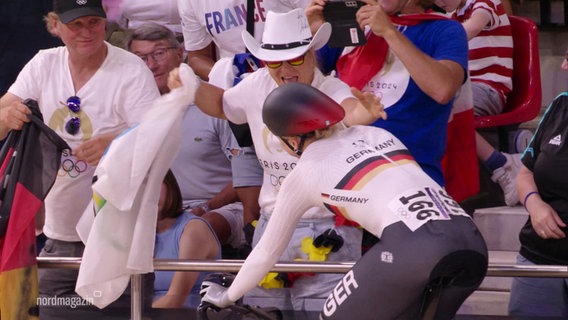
xmin=65 ymin=96 xmax=81 ymax=135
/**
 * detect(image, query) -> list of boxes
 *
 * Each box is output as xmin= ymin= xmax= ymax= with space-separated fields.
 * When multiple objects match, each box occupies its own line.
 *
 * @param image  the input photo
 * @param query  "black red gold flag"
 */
xmin=0 ymin=99 xmax=69 ymax=319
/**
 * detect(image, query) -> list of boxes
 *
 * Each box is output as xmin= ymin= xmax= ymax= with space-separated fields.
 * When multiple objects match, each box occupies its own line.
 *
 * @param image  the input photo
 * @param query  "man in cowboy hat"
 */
xmin=169 ymin=8 xmax=385 ymax=311
xmin=178 ymin=0 xmax=314 ymax=248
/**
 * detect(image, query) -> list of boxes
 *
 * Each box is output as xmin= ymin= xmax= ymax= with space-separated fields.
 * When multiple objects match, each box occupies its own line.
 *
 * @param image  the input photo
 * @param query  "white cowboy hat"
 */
xmin=242 ymin=8 xmax=331 ymax=62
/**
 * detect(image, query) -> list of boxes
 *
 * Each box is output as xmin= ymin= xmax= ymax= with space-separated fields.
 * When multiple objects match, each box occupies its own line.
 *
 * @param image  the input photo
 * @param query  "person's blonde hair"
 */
xmin=313 ymin=122 xmax=345 ymax=140
xmin=44 ymin=12 xmax=59 ymax=37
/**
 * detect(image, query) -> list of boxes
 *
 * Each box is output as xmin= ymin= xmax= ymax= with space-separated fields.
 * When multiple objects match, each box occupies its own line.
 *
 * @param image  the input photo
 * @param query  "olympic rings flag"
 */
xmin=75 ymin=64 xmax=197 ymax=308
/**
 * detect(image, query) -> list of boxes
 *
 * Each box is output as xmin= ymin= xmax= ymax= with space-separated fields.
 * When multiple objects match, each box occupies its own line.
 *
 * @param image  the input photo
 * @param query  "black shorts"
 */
xmin=320 ymin=216 xmax=488 ymax=320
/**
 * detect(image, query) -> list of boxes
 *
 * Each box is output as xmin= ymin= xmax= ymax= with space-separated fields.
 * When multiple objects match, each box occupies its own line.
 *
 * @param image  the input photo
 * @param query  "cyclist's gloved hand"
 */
xmin=200 ymin=281 xmax=234 ymax=308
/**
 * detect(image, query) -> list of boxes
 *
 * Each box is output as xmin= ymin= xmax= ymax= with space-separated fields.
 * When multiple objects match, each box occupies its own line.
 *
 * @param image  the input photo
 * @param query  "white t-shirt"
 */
xmin=177 ymin=0 xmax=310 ymax=57
xmin=222 ymin=68 xmax=353 ymax=217
xmin=227 ymin=125 xmax=469 ymax=301
xmin=118 ymin=0 xmax=182 ymax=34
xmin=8 ymin=43 xmax=160 ymax=241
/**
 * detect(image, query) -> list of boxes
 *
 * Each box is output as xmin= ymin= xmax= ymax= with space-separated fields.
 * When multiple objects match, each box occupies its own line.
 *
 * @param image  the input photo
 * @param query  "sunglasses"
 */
xmin=264 ymin=55 xmax=305 ymax=69
xmin=65 ymin=96 xmax=81 ymax=135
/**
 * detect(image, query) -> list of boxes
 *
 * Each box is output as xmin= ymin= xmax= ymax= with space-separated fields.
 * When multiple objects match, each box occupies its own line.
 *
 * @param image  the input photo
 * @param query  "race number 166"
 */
xmin=389 ymin=187 xmax=466 ymax=231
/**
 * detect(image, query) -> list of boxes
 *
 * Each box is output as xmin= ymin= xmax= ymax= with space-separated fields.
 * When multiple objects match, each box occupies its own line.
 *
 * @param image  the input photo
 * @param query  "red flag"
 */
xmin=442 ymin=108 xmax=479 ymax=202
xmin=336 ymin=12 xmax=449 ymax=90
xmin=0 ymin=99 xmax=69 ymax=319
xmin=442 ymin=80 xmax=479 ymax=202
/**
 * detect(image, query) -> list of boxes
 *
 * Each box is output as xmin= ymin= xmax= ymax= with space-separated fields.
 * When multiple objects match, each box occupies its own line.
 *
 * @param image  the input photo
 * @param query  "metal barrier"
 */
xmin=36 ymin=257 xmax=568 ymax=320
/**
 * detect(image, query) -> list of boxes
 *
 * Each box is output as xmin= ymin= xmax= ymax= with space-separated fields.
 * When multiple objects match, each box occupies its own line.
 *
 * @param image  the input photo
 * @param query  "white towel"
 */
xmin=75 ymin=64 xmax=199 ymax=308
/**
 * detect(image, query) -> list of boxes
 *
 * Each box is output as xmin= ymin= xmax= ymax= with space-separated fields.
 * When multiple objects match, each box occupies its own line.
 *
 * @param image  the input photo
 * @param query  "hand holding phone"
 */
xmin=323 ymin=1 xmax=366 ymax=48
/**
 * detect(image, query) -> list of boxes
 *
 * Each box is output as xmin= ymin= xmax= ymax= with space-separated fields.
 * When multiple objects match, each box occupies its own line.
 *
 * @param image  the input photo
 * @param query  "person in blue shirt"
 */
xmin=153 ymin=170 xmax=221 ymax=308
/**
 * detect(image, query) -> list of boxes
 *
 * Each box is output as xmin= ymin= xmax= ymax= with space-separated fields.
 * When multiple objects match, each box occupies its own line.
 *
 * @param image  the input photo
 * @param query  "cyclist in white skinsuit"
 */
xmin=201 ymin=83 xmax=489 ymax=320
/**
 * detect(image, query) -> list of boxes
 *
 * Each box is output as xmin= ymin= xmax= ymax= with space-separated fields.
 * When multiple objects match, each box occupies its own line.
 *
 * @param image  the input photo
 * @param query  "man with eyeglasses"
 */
xmin=126 ymin=26 xmax=182 ymax=95
xmin=0 ymin=0 xmax=160 ymax=309
xmin=126 ymin=23 xmax=252 ymax=261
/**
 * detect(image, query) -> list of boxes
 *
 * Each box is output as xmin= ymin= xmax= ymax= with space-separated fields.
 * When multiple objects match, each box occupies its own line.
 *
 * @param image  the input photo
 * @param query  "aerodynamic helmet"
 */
xmin=262 ymin=83 xmax=345 ymax=137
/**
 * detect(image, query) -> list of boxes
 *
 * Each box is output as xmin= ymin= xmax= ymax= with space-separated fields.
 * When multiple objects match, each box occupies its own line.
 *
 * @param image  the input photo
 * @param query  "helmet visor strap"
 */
xmin=280 ymin=137 xmax=298 ymax=156
xmin=281 ymin=133 xmax=314 ymax=156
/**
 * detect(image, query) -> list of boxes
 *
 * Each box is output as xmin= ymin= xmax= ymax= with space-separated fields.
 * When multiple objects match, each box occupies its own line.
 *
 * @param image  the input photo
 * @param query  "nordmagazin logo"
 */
xmin=37 ymin=295 xmax=95 ymax=308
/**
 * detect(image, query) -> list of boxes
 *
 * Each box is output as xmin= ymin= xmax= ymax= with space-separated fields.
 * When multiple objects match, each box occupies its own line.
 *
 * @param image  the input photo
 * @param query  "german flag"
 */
xmin=0 ymin=99 xmax=68 ymax=319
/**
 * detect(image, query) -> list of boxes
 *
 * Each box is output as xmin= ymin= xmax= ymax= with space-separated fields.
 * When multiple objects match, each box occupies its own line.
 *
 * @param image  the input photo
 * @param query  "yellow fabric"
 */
xmin=0 ymin=266 xmax=39 ymax=320
xmin=301 ymin=237 xmax=332 ymax=261
xmin=257 ymin=237 xmax=333 ymax=288
xmin=258 ymin=272 xmax=285 ymax=289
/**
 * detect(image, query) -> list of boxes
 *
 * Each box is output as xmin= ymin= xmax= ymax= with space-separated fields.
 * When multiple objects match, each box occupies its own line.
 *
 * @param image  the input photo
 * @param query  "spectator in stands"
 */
xmin=153 ymin=170 xmax=220 ymax=308
xmin=102 ymin=0 xmax=183 ymax=47
xmin=308 ymin=0 xmax=468 ymax=189
xmin=168 ymin=8 xmax=385 ymax=311
xmin=0 ymin=0 xmax=159 ymax=306
xmin=200 ymin=83 xmax=488 ymax=320
xmin=177 ymin=0 xmax=337 ymax=77
xmin=116 ymin=0 xmax=182 ymax=37
xmin=177 ymin=0 xmax=310 ymax=81
xmin=508 ymin=90 xmax=568 ymax=317
xmin=177 ymin=0 xmax=301 ymax=239
xmin=436 ymin=0 xmax=520 ymax=206
xmin=126 ymin=23 xmax=250 ymax=254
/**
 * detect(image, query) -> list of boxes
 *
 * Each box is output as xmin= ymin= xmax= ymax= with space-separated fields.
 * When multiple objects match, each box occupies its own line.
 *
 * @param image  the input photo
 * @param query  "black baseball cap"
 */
xmin=53 ymin=0 xmax=106 ymax=24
